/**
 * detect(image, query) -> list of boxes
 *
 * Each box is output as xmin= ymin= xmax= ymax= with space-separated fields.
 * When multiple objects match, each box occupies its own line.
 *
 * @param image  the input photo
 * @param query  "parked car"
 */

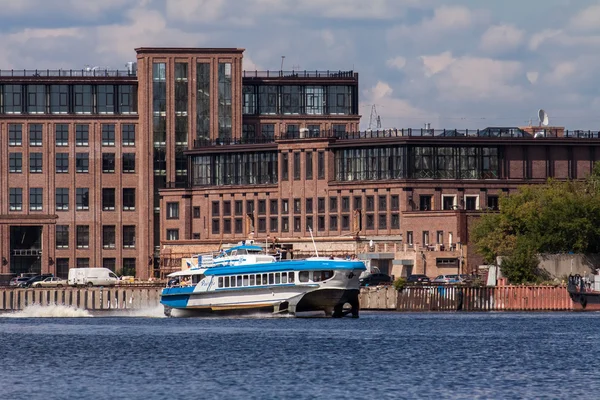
xmin=407 ymin=274 xmax=431 ymax=284
xmin=359 ymin=273 xmax=392 ymax=287
xmin=18 ymin=274 xmax=54 ymax=288
xmin=31 ymin=277 xmax=67 ymax=288
xmin=9 ymin=277 xmax=31 ymax=287
xmin=431 ymin=274 xmax=462 ymax=284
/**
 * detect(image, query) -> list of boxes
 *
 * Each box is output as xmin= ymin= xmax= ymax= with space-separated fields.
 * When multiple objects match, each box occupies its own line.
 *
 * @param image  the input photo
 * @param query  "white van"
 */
xmin=68 ymin=268 xmax=119 ymax=287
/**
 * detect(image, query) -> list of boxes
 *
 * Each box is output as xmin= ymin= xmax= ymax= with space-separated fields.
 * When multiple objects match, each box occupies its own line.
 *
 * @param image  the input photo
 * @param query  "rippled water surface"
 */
xmin=1 ymin=307 xmax=599 ymax=399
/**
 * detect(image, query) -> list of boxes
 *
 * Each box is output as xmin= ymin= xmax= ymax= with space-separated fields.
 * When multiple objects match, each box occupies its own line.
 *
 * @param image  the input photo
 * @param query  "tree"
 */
xmin=471 ymin=163 xmax=600 ymax=283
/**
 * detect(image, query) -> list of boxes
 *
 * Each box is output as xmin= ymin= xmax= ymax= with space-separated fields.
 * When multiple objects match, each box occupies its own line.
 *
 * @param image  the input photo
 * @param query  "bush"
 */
xmin=393 ymin=277 xmax=407 ymax=291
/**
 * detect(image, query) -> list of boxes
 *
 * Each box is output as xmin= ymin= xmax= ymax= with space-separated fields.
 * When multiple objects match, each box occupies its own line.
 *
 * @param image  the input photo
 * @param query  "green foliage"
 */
xmin=471 ymin=162 xmax=600 ymax=284
xmin=393 ymin=277 xmax=407 ymax=291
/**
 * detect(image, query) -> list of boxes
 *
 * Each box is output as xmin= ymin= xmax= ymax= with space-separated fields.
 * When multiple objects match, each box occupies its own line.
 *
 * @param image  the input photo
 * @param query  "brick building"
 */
xmin=1 ymin=47 xmax=599 ymax=280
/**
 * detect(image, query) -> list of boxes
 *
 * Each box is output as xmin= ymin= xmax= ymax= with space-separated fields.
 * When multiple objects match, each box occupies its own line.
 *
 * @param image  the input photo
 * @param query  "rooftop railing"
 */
xmin=242 ymin=70 xmax=356 ymax=79
xmin=0 ymin=69 xmax=136 ymax=78
xmin=192 ymin=128 xmax=600 ymax=148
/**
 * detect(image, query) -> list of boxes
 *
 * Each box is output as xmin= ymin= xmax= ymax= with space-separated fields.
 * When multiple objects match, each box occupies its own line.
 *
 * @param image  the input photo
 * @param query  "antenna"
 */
xmin=308 ymin=227 xmax=319 ymax=257
xmin=280 ymin=56 xmax=285 ymax=71
xmin=369 ymin=105 xmax=382 ymax=130
xmin=538 ymin=109 xmax=549 ymax=127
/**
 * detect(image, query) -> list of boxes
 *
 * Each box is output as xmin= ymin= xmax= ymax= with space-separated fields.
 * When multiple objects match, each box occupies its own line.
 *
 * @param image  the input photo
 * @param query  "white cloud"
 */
xmin=386 ymin=56 xmax=407 ymax=70
xmin=529 ymin=29 xmax=562 ymax=50
xmin=526 ymin=71 xmax=539 ymax=84
xmin=420 ymin=51 xmax=455 ymax=77
xmin=166 ymin=0 xmax=226 ymax=23
xmin=479 ymin=24 xmax=525 ymax=53
xmin=568 ymin=4 xmax=600 ymax=32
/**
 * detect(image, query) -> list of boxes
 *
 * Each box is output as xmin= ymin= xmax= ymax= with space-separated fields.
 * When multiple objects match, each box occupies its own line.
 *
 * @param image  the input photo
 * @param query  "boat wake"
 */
xmin=3 ymin=304 xmax=93 ymax=318
xmin=102 ymin=305 xmax=167 ymax=318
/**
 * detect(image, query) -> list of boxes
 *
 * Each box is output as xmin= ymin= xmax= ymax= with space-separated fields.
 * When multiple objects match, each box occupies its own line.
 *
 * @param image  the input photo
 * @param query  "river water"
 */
xmin=1 ymin=306 xmax=599 ymax=399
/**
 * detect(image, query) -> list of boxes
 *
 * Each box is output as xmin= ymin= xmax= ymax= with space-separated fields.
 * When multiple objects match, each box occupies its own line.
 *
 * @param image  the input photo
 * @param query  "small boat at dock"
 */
xmin=567 ymin=274 xmax=600 ymax=310
xmin=160 ymin=244 xmax=366 ymax=317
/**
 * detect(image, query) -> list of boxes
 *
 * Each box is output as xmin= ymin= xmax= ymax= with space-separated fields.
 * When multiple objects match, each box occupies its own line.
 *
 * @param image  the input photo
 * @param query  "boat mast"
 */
xmin=308 ymin=227 xmax=319 ymax=257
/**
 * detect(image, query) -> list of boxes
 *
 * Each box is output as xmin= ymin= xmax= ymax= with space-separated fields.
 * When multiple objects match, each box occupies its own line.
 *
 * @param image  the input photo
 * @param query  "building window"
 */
xmin=243 ymin=85 xmax=256 ymax=115
xmin=378 ymin=195 xmax=387 ymax=212
xmin=366 ymin=196 xmax=375 ymax=212
xmin=423 ymin=231 xmax=430 ymax=246
xmin=293 ymin=152 xmax=301 ymax=180
xmin=103 ymin=225 xmax=116 ymax=249
xmin=246 ymin=200 xmax=255 ymax=216
xmin=329 ymin=197 xmax=338 ymax=212
xmin=102 ymin=153 xmax=115 ymax=173
xmin=465 ymin=195 xmax=478 ymax=211
xmin=391 ymin=214 xmax=400 ymax=229
xmin=294 ymin=199 xmax=301 ymax=214
xmin=341 ymin=215 xmax=350 ymax=231
xmin=212 ymin=201 xmax=220 ymax=216
xmin=9 ymin=124 xmax=22 ymax=146
xmin=234 ymin=201 xmax=243 ymax=216
xmin=341 ymin=197 xmax=350 ymax=213
xmin=123 ymin=226 xmax=136 ymax=248
xmin=167 ymin=202 xmax=179 ymax=219
xmin=29 ymin=188 xmax=42 ymax=211
xmin=76 ymin=124 xmax=89 ymax=146
xmin=76 ymin=188 xmax=89 ymax=211
xmin=366 ymin=214 xmax=374 ymax=230
xmin=391 ymin=195 xmax=400 ymax=211
xmin=50 ymin=84 xmax=69 ymax=114
xmin=102 ymin=188 xmax=115 ymax=211
xmin=258 ymin=218 xmax=267 ymax=233
xmin=305 ymin=151 xmax=313 ymax=180
xmin=318 ymin=151 xmax=325 ymax=179
xmin=318 ymin=215 xmax=325 ymax=231
xmin=330 ymin=215 xmax=338 ymax=230
xmin=166 ymin=229 xmax=179 ymax=241
xmin=55 ymin=188 xmax=69 ymax=211
xmin=223 ymin=201 xmax=231 ymax=216
xmin=258 ymin=200 xmax=266 ymax=215
xmin=122 ymin=153 xmax=136 ymax=173
xmin=437 ymin=230 xmax=444 ymax=244
xmin=76 ymin=153 xmax=89 ymax=173
xmin=327 ymin=85 xmax=352 ymax=115
xmin=269 ymin=217 xmax=278 ymax=232
xmin=306 ymin=216 xmax=314 ymax=231
xmin=261 ymin=124 xmax=275 ymax=140
xmin=97 ymin=85 xmax=115 ymax=114
xmin=5 ymin=85 xmax=22 ymax=114
xmin=234 ymin=218 xmax=243 ymax=234
xmin=102 ymin=124 xmax=115 ymax=146
xmin=378 ymin=214 xmax=387 ymax=229
xmin=281 ymin=152 xmax=289 ymax=181
xmin=306 ymin=87 xmax=324 ymax=115
xmin=317 ymin=197 xmax=325 ymax=213
xmin=212 ymin=219 xmax=220 ymax=234
xmin=56 ymin=153 xmax=69 ymax=173
xmin=286 ymin=124 xmax=300 ymax=138
xmin=29 ymin=153 xmax=42 ymax=173
xmin=407 ymin=231 xmax=413 ymax=245
xmin=281 ymin=217 xmax=289 ymax=232
xmin=122 ymin=258 xmax=136 ymax=276
xmin=123 ymin=188 xmax=135 ymax=211
xmin=306 ymin=198 xmax=313 ymax=214
xmin=218 ymin=62 xmax=232 ymax=141
xmin=27 ymin=84 xmax=46 ymax=114
xmin=270 ymin=199 xmax=278 ymax=215
xmin=76 ymin=225 xmax=89 ymax=249
xmin=9 ymin=153 xmax=22 ymax=173
xmin=103 ymin=258 xmax=116 ymax=272
xmin=487 ymin=195 xmax=499 ymax=211
xmin=74 ymin=85 xmax=92 ymax=113
xmin=332 ymin=124 xmax=346 ymax=137
xmin=29 ymin=124 xmax=43 ymax=146
xmin=122 ymin=124 xmax=136 ymax=146
xmin=77 ymin=258 xmax=90 ymax=268
xmin=193 ymin=206 xmax=201 ymax=219
xmin=354 ymin=196 xmax=362 ymax=210
xmin=192 ymin=233 xmax=200 ymax=240
xmin=442 ymin=195 xmax=456 ymax=210
xmin=55 ymin=124 xmax=68 ymax=147
xmin=56 ymin=226 xmax=69 ymax=249
xmin=294 ymin=216 xmax=301 ymax=232
xmin=9 ymin=188 xmax=22 ymax=211
xmin=281 ymin=199 xmax=289 ymax=215
xmin=56 ymin=258 xmax=69 ymax=278
xmin=119 ymin=85 xmax=137 ymax=115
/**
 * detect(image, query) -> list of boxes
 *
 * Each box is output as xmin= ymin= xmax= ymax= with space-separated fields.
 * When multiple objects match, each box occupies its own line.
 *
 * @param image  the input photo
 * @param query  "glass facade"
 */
xmin=334 ymin=146 xmax=499 ymax=181
xmin=196 ymin=63 xmax=211 ymax=141
xmin=218 ymin=62 xmax=232 ymax=141
xmin=192 ymin=152 xmax=278 ymax=186
xmin=175 ymin=63 xmax=188 ymax=186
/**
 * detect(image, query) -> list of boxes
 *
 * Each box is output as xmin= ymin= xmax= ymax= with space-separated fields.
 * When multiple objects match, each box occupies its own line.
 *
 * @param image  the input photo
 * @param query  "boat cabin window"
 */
xmin=269 ymin=273 xmax=274 ymax=284
xmin=237 ymin=276 xmax=243 ymax=287
xmin=275 ymin=273 xmax=281 ymax=284
xmin=250 ymin=275 xmax=255 ymax=285
xmin=224 ymin=277 xmax=230 ymax=287
xmin=262 ymin=274 xmax=268 ymax=285
xmin=289 ymin=272 xmax=295 ymax=283
xmin=311 ymin=270 xmax=334 ymax=282
xmin=281 ymin=273 xmax=288 ymax=284
xmin=218 ymin=277 xmax=223 ymax=288
xmin=243 ymin=275 xmax=249 ymax=286
xmin=299 ymin=271 xmax=309 ymax=282
xmin=192 ymin=274 xmax=204 ymax=285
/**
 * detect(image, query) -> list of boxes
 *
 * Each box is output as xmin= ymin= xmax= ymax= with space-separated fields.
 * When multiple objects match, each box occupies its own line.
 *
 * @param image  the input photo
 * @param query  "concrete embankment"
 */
xmin=0 ymin=287 xmax=161 ymax=311
xmin=359 ymin=285 xmax=574 ymax=311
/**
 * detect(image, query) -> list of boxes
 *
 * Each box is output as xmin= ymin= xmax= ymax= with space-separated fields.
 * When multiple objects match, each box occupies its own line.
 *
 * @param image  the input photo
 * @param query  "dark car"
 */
xmin=18 ymin=274 xmax=53 ymax=288
xmin=407 ymin=274 xmax=431 ymax=284
xmin=359 ymin=273 xmax=392 ymax=287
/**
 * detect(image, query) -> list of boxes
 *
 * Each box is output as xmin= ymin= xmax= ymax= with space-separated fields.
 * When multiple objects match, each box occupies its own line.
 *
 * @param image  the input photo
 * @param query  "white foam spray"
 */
xmin=3 ymin=304 xmax=93 ymax=318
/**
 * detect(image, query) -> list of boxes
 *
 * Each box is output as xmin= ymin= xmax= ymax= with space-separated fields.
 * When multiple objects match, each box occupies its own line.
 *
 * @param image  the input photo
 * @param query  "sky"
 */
xmin=1 ymin=0 xmax=600 ymax=130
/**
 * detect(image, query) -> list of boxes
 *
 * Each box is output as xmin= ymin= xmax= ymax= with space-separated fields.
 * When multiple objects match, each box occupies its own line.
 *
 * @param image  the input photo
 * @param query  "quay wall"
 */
xmin=359 ymin=285 xmax=574 ymax=311
xmin=0 ymin=287 xmax=161 ymax=311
